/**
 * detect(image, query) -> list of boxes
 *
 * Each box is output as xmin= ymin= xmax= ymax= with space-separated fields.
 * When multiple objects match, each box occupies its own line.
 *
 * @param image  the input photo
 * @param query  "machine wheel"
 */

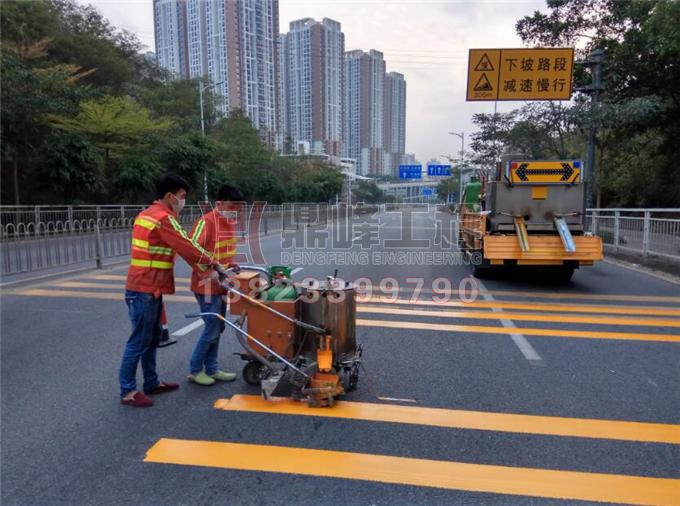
xmin=242 ymin=361 xmax=266 ymax=386
xmin=342 ymin=364 xmax=360 ymax=392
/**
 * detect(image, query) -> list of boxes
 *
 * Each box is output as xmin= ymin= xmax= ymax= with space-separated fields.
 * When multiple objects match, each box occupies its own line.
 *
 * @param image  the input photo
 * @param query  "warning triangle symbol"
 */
xmin=473 ymin=73 xmax=494 ymax=92
xmin=474 ymin=53 xmax=494 ymax=72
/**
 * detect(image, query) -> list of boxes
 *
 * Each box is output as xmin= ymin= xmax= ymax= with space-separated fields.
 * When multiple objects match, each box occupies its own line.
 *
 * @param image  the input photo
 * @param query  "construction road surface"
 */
xmin=2 ymin=208 xmax=679 ymax=505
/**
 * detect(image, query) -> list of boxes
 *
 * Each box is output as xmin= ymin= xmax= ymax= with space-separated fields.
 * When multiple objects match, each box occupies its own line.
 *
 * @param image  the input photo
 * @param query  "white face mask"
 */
xmin=219 ymin=210 xmax=238 ymax=220
xmin=170 ymin=194 xmax=185 ymax=214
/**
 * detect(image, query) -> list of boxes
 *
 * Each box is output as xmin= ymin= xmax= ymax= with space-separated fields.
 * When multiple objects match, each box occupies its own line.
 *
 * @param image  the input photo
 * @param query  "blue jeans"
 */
xmin=190 ymin=294 xmax=227 ymax=375
xmin=119 ymin=290 xmax=162 ymax=397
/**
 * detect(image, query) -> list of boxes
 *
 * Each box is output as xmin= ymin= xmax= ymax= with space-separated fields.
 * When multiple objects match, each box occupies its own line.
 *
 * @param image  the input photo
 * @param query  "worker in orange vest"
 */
xmin=187 ymin=184 xmax=243 ymax=385
xmin=119 ymin=174 xmax=223 ymax=407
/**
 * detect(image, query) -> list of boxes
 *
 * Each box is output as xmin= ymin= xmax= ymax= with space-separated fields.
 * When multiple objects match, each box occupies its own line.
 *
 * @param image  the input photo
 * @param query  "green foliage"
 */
xmin=48 ymin=95 xmax=171 ymax=156
xmin=436 ymin=177 xmax=459 ymax=202
xmin=510 ymin=0 xmax=680 ymax=207
xmin=37 ymin=131 xmax=104 ymax=203
xmin=352 ymin=181 xmax=388 ymax=204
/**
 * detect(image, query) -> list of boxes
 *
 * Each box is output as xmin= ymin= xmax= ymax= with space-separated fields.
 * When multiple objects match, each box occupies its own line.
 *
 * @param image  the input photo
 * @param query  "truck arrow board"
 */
xmin=507 ymin=161 xmax=582 ymax=185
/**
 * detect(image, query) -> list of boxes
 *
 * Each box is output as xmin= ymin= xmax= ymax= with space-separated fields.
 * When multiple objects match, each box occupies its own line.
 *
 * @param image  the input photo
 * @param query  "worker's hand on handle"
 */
xmin=212 ymin=262 xmax=239 ymax=281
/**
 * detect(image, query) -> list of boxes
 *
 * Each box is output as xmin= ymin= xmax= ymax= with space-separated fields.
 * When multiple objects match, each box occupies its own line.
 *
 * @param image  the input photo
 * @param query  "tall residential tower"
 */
xmin=343 ymin=49 xmax=385 ymax=175
xmin=383 ymin=72 xmax=407 ymax=177
xmin=280 ymin=18 xmax=344 ymax=156
xmin=153 ymin=0 xmax=279 ymax=142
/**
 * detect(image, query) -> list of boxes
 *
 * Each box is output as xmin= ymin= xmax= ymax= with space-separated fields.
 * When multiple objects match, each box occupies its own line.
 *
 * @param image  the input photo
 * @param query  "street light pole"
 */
xmin=198 ymin=79 xmax=224 ymax=202
xmin=448 ymin=131 xmax=465 ymax=202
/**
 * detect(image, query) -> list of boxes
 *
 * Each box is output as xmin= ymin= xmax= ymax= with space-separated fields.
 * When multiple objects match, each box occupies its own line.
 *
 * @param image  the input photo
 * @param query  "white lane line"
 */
xmin=172 ymin=319 xmax=205 ymax=336
xmin=352 ymin=231 xmax=369 ymax=243
xmin=377 ymin=396 xmax=418 ymax=403
xmin=474 ymin=279 xmax=544 ymax=365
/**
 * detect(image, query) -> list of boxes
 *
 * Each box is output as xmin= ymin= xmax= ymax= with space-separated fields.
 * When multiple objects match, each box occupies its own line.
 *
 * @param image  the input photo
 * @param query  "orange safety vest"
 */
xmin=126 ymin=202 xmax=213 ymax=296
xmin=190 ymin=209 xmax=237 ymax=295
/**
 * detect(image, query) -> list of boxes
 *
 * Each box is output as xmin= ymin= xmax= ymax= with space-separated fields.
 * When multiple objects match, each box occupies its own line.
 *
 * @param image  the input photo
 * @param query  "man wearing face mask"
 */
xmin=119 ymin=174 xmax=222 ymax=407
xmin=187 ymin=184 xmax=243 ymax=385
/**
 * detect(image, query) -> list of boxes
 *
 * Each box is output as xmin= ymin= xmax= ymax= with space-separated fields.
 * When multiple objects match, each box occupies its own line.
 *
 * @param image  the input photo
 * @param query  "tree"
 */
xmin=436 ymin=177 xmax=459 ymax=203
xmin=469 ymin=112 xmax=517 ymax=167
xmin=515 ymin=0 xmax=680 ymax=207
xmin=48 ymin=95 xmax=171 ymax=160
xmin=37 ymin=131 xmax=104 ymax=203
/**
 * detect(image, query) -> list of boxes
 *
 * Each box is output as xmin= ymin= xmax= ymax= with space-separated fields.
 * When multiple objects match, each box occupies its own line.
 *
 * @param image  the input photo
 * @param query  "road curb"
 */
xmin=603 ymin=257 xmax=680 ymax=286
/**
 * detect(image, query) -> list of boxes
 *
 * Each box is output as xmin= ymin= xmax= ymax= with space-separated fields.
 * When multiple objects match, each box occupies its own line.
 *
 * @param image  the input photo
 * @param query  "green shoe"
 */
xmin=188 ymin=371 xmax=216 ymax=386
xmin=211 ymin=370 xmax=237 ymax=382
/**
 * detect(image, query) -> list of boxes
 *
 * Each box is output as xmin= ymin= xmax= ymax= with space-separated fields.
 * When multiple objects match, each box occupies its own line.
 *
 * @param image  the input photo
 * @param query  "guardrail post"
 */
xmin=120 ymin=206 xmax=124 ymax=220
xmin=34 ymin=206 xmax=40 ymax=226
xmin=94 ymin=221 xmax=104 ymax=269
xmin=613 ymin=210 xmax=620 ymax=252
xmin=67 ymin=206 xmax=73 ymax=226
xmin=642 ymin=210 xmax=650 ymax=257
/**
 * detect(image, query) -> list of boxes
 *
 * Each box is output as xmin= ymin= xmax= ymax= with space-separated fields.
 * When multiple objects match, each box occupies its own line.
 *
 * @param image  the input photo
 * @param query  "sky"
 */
xmin=76 ymin=0 xmax=547 ymax=164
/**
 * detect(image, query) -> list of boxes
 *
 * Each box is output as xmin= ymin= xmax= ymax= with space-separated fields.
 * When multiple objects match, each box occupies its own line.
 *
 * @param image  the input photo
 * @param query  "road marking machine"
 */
xmin=187 ymin=265 xmax=362 ymax=407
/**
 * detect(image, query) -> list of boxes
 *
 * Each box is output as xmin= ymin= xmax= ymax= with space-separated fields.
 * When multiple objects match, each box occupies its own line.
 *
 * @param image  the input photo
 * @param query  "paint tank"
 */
xmin=297 ymin=279 xmax=357 ymax=363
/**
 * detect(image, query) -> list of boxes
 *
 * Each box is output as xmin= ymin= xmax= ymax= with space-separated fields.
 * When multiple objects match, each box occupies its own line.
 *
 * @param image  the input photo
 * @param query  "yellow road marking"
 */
xmin=413 ymin=287 xmax=680 ymax=304
xmin=216 ymin=395 xmax=680 ymax=444
xmin=13 ymin=288 xmax=195 ymax=303
xmin=365 ymin=297 xmax=680 ymax=317
xmin=85 ymin=274 xmax=190 ymax=283
xmin=358 ymin=318 xmax=680 ymax=343
xmin=30 ymin=280 xmax=680 ymax=317
xmin=359 ymin=305 xmax=680 ymax=328
xmin=11 ymin=288 xmax=680 ymax=342
xmin=50 ymin=281 xmax=191 ymax=291
xmin=144 ymin=439 xmax=680 ymax=505
xmin=78 ymin=275 xmax=680 ymax=303
xmin=39 ymin=284 xmax=680 ymax=327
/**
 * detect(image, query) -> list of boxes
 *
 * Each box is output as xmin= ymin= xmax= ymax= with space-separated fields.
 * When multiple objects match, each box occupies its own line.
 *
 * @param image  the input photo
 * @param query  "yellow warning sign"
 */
xmin=467 ymin=49 xmax=500 ymax=100
xmin=467 ymin=48 xmax=574 ymax=101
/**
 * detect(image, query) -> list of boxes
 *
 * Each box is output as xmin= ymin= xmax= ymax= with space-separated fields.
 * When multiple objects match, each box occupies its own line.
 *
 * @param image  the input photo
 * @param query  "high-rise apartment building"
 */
xmin=153 ymin=0 xmax=279 ymax=142
xmin=153 ymin=0 xmax=189 ymax=77
xmin=280 ymin=18 xmax=344 ymax=156
xmin=343 ymin=49 xmax=385 ymax=175
xmin=383 ymin=72 xmax=407 ymax=177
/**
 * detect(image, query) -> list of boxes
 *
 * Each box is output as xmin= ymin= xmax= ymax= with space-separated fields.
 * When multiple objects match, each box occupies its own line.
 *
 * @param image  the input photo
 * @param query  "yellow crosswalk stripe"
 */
xmin=216 ymin=395 xmax=680 ymax=444
xmin=10 ymin=288 xmax=680 ymax=342
xmin=364 ymin=296 xmax=680 ymax=317
xmin=13 ymin=288 xmax=195 ymax=303
xmin=145 ymin=439 xmax=680 ymax=505
xmin=36 ymin=283 xmax=680 ymax=327
xmin=358 ymin=305 xmax=680 ymax=328
xmin=76 ymin=274 xmax=680 ymax=304
xmin=415 ymin=287 xmax=680 ymax=303
xmin=358 ymin=318 xmax=680 ymax=343
xmin=27 ymin=280 xmax=680 ymax=319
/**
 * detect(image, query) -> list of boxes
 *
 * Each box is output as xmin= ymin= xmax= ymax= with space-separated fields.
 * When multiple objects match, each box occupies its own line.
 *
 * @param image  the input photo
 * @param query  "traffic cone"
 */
xmin=157 ymin=303 xmax=178 ymax=348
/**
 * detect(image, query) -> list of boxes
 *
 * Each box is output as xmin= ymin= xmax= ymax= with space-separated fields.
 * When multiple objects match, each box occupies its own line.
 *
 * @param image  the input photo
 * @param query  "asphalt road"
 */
xmin=2 ymin=207 xmax=679 ymax=505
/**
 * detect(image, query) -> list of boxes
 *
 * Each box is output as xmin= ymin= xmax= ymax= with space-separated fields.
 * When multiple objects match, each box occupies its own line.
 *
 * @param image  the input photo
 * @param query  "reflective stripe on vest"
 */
xmin=130 ymin=259 xmax=174 ymax=269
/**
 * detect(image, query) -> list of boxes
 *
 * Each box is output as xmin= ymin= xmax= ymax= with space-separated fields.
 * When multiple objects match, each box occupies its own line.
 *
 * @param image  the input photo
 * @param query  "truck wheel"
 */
xmin=553 ymin=266 xmax=575 ymax=284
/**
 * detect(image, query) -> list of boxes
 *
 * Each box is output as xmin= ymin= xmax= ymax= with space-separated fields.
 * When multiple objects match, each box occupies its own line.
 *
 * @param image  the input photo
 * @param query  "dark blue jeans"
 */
xmin=190 ymin=294 xmax=227 ymax=375
xmin=119 ymin=290 xmax=162 ymax=397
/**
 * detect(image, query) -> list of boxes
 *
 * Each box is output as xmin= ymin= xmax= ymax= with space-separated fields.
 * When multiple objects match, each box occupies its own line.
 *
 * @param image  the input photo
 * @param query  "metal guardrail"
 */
xmin=0 ymin=204 xmax=335 ymax=276
xmin=585 ymin=209 xmax=680 ymax=260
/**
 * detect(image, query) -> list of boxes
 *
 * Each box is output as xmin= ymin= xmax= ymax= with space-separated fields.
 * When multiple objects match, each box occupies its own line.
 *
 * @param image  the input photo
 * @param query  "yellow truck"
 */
xmin=458 ymin=158 xmax=603 ymax=282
